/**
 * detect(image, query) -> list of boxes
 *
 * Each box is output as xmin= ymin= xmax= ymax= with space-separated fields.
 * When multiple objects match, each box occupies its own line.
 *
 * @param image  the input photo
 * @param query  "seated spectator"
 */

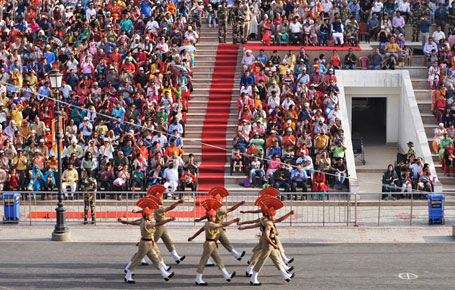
xmin=368 ymin=48 xmax=385 ymax=70
xmin=273 ymin=163 xmax=291 ymax=193
xmin=442 ymin=142 xmax=455 ymax=176
xmin=61 ymin=163 xmax=79 ymax=200
xmin=384 ymin=37 xmax=401 ymax=61
xmin=291 ymin=163 xmax=308 ymax=195
xmin=331 ymin=158 xmax=346 ymax=190
xmin=163 ymin=161 xmax=179 ymax=199
xmin=312 ymin=168 xmax=328 ymax=199
xmin=179 ymin=168 xmax=198 ymax=191
xmin=382 ymin=164 xmax=399 ymax=200
xmin=344 ymin=48 xmax=357 ymax=70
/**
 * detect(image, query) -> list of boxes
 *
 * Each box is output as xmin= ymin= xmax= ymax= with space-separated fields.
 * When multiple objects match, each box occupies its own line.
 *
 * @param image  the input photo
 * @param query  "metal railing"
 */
xmin=1 ymin=191 xmax=454 ymax=227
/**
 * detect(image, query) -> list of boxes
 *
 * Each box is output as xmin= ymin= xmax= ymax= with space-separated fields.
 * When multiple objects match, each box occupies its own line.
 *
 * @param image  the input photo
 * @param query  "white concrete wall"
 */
xmin=336 ymin=70 xmax=442 ymax=193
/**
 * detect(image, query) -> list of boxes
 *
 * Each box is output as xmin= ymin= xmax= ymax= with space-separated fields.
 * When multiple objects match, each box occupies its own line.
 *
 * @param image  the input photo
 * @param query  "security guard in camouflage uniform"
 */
xmin=81 ymin=169 xmax=97 ymax=224
xmin=218 ymin=1 xmax=229 ymax=43
xmin=410 ymin=5 xmax=423 ymax=42
xmin=232 ymin=0 xmax=245 ymax=44
xmin=340 ymin=1 xmax=352 ymax=24
xmin=345 ymin=16 xmax=360 ymax=46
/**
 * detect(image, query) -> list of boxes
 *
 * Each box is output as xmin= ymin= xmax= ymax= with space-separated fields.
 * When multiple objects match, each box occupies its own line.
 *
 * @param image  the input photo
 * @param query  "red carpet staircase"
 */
xmin=197 ymin=44 xmax=240 ymax=191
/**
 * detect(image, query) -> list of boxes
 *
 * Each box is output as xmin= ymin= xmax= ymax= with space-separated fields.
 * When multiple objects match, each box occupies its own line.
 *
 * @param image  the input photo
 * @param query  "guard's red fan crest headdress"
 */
xmin=136 ymin=197 xmax=160 ymax=214
xmin=259 ymin=187 xmax=280 ymax=197
xmin=147 ymin=185 xmax=166 ymax=199
xmin=208 ymin=187 xmax=230 ymax=201
xmin=260 ymin=196 xmax=284 ymax=215
xmin=201 ymin=199 xmax=223 ymax=216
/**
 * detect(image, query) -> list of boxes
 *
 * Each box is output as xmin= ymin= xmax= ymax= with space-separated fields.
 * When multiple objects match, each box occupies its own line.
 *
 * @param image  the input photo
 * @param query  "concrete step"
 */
xmin=442 ymin=184 xmax=455 ymax=192
xmin=411 ymin=78 xmax=428 ymax=89
xmin=417 ymin=100 xmax=432 ymax=112
xmin=399 ymin=66 xmax=427 ymax=78
xmin=437 ymin=176 xmax=455 ymax=185
xmin=421 ymin=112 xmax=435 ymax=123
xmin=424 ymin=123 xmax=437 ymax=136
xmin=414 ymin=89 xmax=431 ymax=101
xmin=409 ymin=55 xmax=426 ymax=67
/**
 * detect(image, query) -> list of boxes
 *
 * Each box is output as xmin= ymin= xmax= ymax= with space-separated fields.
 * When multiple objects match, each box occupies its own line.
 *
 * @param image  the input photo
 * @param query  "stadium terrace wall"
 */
xmin=336 ymin=70 xmax=442 ymax=193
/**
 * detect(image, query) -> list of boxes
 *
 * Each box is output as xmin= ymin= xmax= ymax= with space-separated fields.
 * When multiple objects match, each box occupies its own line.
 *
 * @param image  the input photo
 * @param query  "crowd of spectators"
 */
xmin=0 ymin=0 xmax=202 ymax=199
xmin=234 ymin=48 xmax=349 ymax=198
xmin=382 ymin=141 xmax=434 ymax=199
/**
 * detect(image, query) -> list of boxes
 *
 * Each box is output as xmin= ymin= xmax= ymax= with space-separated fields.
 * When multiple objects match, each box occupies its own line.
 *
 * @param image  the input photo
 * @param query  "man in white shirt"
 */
xmin=296 ymin=150 xmax=314 ymax=176
xmin=163 ymin=161 xmax=179 ymax=198
xmin=372 ymin=0 xmax=383 ymax=16
xmin=423 ymin=37 xmax=438 ymax=56
xmin=152 ymin=131 xmax=168 ymax=148
xmin=289 ymin=18 xmax=303 ymax=44
xmin=432 ymin=25 xmax=446 ymax=43
xmin=241 ymin=50 xmax=255 ymax=71
xmin=267 ymin=91 xmax=281 ymax=114
xmin=85 ymin=3 xmax=97 ymax=23
xmin=397 ymin=0 xmax=410 ymax=20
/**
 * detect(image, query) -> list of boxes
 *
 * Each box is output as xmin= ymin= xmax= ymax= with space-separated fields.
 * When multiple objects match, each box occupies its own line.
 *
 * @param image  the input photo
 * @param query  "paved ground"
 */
xmin=0 ymin=242 xmax=454 ymax=289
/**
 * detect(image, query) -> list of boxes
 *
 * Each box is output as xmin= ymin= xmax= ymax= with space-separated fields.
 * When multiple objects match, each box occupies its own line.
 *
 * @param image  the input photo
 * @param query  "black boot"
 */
xmin=91 ymin=217 xmax=96 ymax=224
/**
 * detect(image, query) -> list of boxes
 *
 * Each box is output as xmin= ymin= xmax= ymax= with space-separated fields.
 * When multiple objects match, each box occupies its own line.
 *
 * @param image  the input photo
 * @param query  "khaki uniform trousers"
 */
xmin=276 ymin=235 xmax=285 ymax=254
xmin=154 ymin=225 xmax=175 ymax=252
xmin=249 ymin=240 xmax=264 ymax=265
xmin=217 ymin=229 xmax=233 ymax=252
xmin=197 ymin=241 xmax=224 ymax=273
xmin=252 ymin=242 xmax=283 ymax=273
xmin=129 ymin=241 xmax=161 ymax=271
xmin=130 ymin=242 xmax=164 ymax=263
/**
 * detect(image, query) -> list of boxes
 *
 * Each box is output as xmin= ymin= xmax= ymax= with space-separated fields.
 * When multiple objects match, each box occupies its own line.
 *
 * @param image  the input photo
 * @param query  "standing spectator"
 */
xmin=420 ymin=15 xmax=431 ymax=47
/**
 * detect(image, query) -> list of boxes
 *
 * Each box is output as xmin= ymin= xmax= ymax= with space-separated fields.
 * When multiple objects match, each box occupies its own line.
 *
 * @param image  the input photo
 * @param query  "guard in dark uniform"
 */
xmin=188 ymin=198 xmax=239 ymax=286
xmin=218 ymin=1 xmax=229 ymax=43
xmin=118 ymin=197 xmax=175 ymax=284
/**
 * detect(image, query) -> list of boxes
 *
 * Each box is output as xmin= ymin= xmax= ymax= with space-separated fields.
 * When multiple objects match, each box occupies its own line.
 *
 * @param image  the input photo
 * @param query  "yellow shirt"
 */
xmin=315 ymin=134 xmax=330 ymax=149
xmin=11 ymin=109 xmax=23 ymax=127
xmin=62 ymin=168 xmax=79 ymax=184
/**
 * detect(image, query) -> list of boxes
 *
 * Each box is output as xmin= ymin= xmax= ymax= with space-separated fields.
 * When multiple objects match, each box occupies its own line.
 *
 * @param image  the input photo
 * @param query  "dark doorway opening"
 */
xmin=351 ymin=97 xmax=386 ymax=145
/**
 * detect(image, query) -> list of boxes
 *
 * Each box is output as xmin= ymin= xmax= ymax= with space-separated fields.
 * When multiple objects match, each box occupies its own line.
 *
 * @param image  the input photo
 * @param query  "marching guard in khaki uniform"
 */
xmin=118 ymin=197 xmax=175 ymax=284
xmin=195 ymin=187 xmax=246 ymax=265
xmin=243 ymin=196 xmax=295 ymax=285
xmin=146 ymin=185 xmax=186 ymax=263
xmin=188 ymin=198 xmax=239 ymax=286
xmin=239 ymin=192 xmax=295 ymax=277
xmin=240 ymin=188 xmax=295 ymax=267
